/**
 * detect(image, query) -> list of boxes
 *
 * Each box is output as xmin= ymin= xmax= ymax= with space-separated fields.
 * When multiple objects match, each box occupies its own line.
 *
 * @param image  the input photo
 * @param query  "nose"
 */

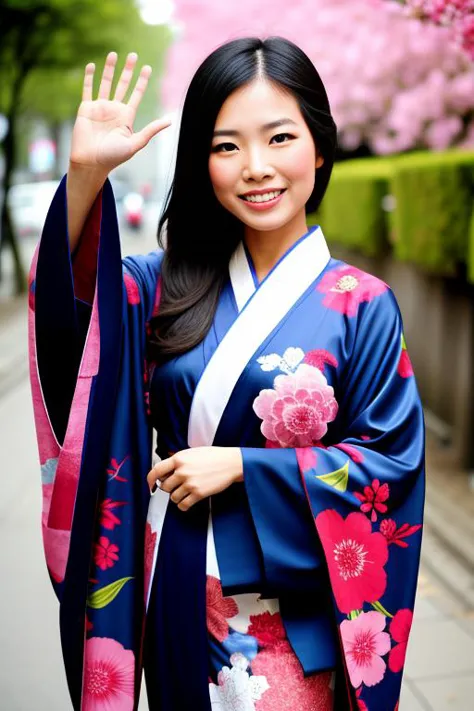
xmin=242 ymin=148 xmax=275 ymax=182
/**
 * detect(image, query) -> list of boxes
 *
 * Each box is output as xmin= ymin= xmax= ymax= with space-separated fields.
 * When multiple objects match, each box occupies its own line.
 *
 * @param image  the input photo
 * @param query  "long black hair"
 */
xmin=148 ymin=36 xmax=337 ymax=359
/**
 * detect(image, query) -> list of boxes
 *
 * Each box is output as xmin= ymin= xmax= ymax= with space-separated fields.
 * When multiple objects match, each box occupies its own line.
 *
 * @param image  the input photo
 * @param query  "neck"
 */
xmin=244 ymin=209 xmax=309 ymax=282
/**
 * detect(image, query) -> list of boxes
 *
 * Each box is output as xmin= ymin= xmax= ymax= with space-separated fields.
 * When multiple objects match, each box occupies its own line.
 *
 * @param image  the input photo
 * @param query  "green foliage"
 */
xmin=309 ymin=150 xmax=474 ymax=279
xmin=390 ymin=150 xmax=474 ymax=275
xmin=309 ymin=157 xmax=395 ymax=257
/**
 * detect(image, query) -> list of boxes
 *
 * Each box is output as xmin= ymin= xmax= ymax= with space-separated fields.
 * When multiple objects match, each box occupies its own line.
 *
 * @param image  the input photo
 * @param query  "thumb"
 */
xmin=131 ymin=116 xmax=172 ymax=153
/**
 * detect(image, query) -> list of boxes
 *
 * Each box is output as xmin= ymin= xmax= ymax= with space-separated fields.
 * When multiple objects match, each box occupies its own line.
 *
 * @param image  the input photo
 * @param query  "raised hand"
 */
xmin=70 ymin=51 xmax=171 ymax=175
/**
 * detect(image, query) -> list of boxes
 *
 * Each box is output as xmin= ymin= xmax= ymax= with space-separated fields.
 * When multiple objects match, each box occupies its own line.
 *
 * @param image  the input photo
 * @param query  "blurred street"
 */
xmin=0 ymin=213 xmax=473 ymax=711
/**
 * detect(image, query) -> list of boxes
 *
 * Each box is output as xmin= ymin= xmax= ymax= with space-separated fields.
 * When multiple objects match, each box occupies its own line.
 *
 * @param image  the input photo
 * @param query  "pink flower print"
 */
xmin=356 ymin=687 xmax=368 ymax=711
xmin=144 ymin=523 xmax=157 ymax=602
xmin=388 ymin=609 xmax=413 ymax=673
xmin=248 ymin=611 xmax=287 ymax=649
xmin=94 ymin=537 xmax=119 ymax=571
xmin=398 ymin=333 xmax=414 ymax=379
xmin=340 ymin=611 xmax=391 ymax=688
xmin=253 ymin=364 xmax=338 ymax=448
xmin=106 ymin=456 xmax=129 ymax=483
xmin=354 ymin=479 xmax=390 ymax=522
xmin=334 ymin=443 xmax=365 ymax=464
xmin=207 ymin=576 xmax=239 ymax=642
xmin=123 ymin=273 xmax=140 ymax=305
xmin=295 ymin=447 xmax=318 ymax=473
xmin=252 ymin=642 xmax=334 ymax=710
xmin=303 ymin=349 xmax=339 ymax=372
xmin=315 ymin=510 xmax=388 ymax=614
xmin=317 ymin=266 xmax=388 ymax=317
xmin=83 ymin=637 xmax=135 ymax=711
xmin=380 ymin=519 xmax=422 ymax=548
xmin=99 ymin=499 xmax=127 ymax=531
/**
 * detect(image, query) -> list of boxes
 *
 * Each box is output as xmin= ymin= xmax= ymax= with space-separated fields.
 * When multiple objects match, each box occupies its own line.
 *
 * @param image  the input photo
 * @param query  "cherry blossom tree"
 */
xmin=162 ymin=0 xmax=474 ymax=154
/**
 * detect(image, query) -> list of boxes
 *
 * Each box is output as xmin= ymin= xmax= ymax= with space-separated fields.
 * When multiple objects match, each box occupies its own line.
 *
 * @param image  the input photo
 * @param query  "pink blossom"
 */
xmin=83 ymin=637 xmax=135 ymax=711
xmin=144 ymin=522 xmax=157 ymax=602
xmin=389 ymin=609 xmax=413 ymax=673
xmin=317 ymin=267 xmax=388 ymax=317
xmin=354 ymin=479 xmax=390 ymax=522
xmin=334 ymin=443 xmax=365 ymax=464
xmin=295 ymin=447 xmax=318 ymax=472
xmin=123 ymin=274 xmax=140 ymax=305
xmin=316 ymin=510 xmax=388 ymax=614
xmin=94 ymin=537 xmax=119 ymax=571
xmin=99 ymin=499 xmax=126 ymax=531
xmin=303 ymin=349 xmax=339 ymax=372
xmin=340 ymin=611 xmax=391 ymax=688
xmin=253 ymin=364 xmax=338 ymax=447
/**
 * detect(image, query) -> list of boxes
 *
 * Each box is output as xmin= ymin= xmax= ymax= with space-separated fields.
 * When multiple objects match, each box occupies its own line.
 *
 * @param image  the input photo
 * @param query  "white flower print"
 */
xmin=257 ymin=347 xmax=305 ymax=375
xmin=209 ymin=653 xmax=270 ymax=710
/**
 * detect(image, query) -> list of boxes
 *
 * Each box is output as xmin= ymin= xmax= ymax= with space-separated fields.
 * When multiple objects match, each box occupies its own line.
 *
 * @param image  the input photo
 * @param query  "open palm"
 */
xmin=70 ymin=52 xmax=171 ymax=173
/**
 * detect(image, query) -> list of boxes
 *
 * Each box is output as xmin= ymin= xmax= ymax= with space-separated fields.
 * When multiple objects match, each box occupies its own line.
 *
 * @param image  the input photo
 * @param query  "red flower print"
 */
xmin=388 ymin=609 xmax=413 ymax=673
xmin=356 ymin=687 xmax=368 ymax=711
xmin=99 ymin=499 xmax=127 ymax=531
xmin=380 ymin=519 xmax=422 ymax=548
xmin=106 ymin=456 xmax=129 ymax=483
xmin=86 ymin=615 xmax=94 ymax=633
xmin=94 ymin=537 xmax=119 ymax=571
xmin=144 ymin=523 xmax=157 ymax=602
xmin=206 ymin=576 xmax=239 ymax=642
xmin=248 ymin=611 xmax=287 ymax=649
xmin=354 ymin=479 xmax=390 ymax=522
xmin=123 ymin=273 xmax=140 ymax=305
xmin=252 ymin=642 xmax=333 ymax=711
xmin=398 ymin=350 xmax=414 ymax=378
xmin=303 ymin=349 xmax=339 ymax=372
xmin=341 ymin=611 xmax=391 ymax=688
xmin=315 ymin=510 xmax=388 ymax=614
xmin=317 ymin=266 xmax=388 ymax=317
xmin=83 ymin=637 xmax=134 ymax=710
xmin=296 ymin=447 xmax=318 ymax=472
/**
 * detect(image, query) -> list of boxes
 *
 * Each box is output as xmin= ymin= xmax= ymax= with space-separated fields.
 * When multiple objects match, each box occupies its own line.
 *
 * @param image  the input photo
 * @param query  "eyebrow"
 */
xmin=213 ymin=117 xmax=298 ymax=138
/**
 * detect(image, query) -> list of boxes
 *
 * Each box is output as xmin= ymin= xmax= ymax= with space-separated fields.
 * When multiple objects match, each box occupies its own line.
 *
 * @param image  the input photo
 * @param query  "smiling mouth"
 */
xmin=239 ymin=189 xmax=287 ymax=203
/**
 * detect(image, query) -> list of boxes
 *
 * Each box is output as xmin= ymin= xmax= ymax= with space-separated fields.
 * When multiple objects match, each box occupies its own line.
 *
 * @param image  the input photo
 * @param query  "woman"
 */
xmin=29 ymin=37 xmax=425 ymax=711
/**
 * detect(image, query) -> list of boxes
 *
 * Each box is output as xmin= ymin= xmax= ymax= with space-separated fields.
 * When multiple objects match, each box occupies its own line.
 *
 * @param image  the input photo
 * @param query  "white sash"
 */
xmin=188 ymin=226 xmax=330 ymax=447
xmin=228 ymin=242 xmax=256 ymax=313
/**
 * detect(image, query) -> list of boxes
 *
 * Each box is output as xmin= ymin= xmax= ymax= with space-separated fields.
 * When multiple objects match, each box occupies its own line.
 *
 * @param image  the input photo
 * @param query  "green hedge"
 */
xmin=309 ymin=149 xmax=474 ymax=279
xmin=310 ymin=157 xmax=394 ymax=257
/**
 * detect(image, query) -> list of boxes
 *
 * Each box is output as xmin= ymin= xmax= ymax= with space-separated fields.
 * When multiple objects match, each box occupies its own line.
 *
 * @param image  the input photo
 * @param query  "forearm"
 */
xmin=66 ymin=162 xmax=108 ymax=252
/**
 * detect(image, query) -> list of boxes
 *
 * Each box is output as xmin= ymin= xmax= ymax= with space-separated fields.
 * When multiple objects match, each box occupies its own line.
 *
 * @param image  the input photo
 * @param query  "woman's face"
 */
xmin=208 ymin=78 xmax=323 ymax=233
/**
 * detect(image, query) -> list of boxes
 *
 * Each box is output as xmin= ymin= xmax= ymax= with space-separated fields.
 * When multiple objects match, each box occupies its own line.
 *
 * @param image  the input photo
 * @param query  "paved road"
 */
xmin=1 ymin=214 xmax=474 ymax=710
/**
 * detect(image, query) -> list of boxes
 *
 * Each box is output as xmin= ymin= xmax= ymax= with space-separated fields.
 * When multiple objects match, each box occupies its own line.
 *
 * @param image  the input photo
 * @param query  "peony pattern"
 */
xmin=388 ymin=609 xmax=413 ymax=673
xmin=253 ymin=363 xmax=338 ymax=447
xmin=317 ymin=266 xmax=388 ymax=317
xmin=340 ymin=611 xmax=391 ymax=688
xmin=209 ymin=653 xmax=269 ymax=710
xmin=82 ymin=637 xmax=135 ymax=711
xmin=207 ymin=575 xmax=239 ymax=642
xmin=315 ymin=510 xmax=389 ymax=613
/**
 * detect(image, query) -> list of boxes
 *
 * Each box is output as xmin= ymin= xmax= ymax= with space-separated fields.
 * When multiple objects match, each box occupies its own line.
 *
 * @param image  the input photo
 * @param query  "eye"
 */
xmin=270 ymin=132 xmax=295 ymax=144
xmin=211 ymin=142 xmax=238 ymax=153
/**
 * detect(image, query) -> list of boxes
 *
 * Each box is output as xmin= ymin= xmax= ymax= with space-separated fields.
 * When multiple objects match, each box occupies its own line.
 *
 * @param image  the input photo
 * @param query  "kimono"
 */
xmin=28 ymin=176 xmax=425 ymax=711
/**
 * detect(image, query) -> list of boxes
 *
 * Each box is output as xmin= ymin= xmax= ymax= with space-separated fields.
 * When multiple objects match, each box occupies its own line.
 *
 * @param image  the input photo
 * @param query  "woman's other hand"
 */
xmin=70 ymin=51 xmax=172 ymax=175
xmin=147 ymin=447 xmax=244 ymax=511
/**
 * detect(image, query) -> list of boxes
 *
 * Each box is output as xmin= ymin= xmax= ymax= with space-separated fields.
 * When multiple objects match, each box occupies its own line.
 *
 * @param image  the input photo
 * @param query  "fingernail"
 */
xmin=150 ymin=482 xmax=158 ymax=496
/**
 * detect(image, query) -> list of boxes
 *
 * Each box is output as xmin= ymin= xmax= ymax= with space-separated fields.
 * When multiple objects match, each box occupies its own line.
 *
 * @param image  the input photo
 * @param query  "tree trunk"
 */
xmin=0 ymin=73 xmax=27 ymax=294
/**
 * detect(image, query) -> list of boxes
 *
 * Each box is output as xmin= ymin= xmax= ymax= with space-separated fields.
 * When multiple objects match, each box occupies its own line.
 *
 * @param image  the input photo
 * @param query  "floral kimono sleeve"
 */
xmin=241 ymin=288 xmax=425 ymax=710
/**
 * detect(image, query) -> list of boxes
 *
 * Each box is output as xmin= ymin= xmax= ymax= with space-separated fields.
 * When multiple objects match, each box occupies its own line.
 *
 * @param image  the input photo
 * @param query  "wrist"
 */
xmin=68 ymin=160 xmax=109 ymax=187
xmin=232 ymin=448 xmax=244 ymax=483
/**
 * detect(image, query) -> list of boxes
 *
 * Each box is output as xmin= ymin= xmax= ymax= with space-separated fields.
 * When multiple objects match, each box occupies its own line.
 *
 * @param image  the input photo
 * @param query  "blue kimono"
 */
xmin=28 ymin=176 xmax=425 ymax=711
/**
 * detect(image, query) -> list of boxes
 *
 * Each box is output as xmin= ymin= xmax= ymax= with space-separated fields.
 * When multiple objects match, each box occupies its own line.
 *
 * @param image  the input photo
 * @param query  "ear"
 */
xmin=316 ymin=153 xmax=324 ymax=169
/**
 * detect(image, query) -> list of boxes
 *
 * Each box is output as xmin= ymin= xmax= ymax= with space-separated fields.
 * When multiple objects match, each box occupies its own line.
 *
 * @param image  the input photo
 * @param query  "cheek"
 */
xmin=208 ymin=157 xmax=237 ymax=197
xmin=284 ymin=141 xmax=317 ymax=186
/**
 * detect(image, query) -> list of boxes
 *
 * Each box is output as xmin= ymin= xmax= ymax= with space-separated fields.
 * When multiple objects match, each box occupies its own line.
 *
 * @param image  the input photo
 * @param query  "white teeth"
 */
xmin=242 ymin=190 xmax=283 ymax=203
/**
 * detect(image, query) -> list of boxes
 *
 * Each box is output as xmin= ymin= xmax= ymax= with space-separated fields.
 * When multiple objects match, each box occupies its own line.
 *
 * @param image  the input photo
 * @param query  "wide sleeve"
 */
xmin=241 ymin=289 xmax=425 ymax=709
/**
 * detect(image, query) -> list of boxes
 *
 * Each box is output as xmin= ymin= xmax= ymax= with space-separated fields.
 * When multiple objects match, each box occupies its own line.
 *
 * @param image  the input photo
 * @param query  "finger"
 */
xmin=147 ymin=456 xmax=176 ymax=489
xmin=98 ymin=51 xmax=118 ymax=100
xmin=82 ymin=63 xmax=95 ymax=102
xmin=159 ymin=473 xmax=181 ymax=495
xmin=170 ymin=485 xmax=189 ymax=505
xmin=127 ymin=64 xmax=152 ymax=111
xmin=130 ymin=116 xmax=172 ymax=153
xmin=178 ymin=494 xmax=198 ymax=512
xmin=113 ymin=52 xmax=138 ymax=102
